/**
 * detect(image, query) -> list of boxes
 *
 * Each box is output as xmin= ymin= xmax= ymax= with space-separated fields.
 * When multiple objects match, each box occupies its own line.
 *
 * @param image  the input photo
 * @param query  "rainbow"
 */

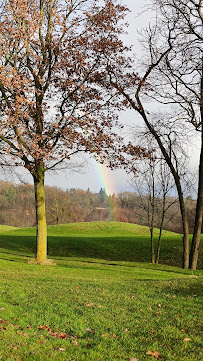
xmin=94 ymin=161 xmax=115 ymax=196
xmin=94 ymin=160 xmax=117 ymax=220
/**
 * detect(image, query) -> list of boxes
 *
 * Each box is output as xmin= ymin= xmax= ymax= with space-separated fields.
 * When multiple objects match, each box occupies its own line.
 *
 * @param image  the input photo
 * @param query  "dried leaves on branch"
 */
xmin=0 ymin=0 xmax=151 ymax=263
xmin=0 ymin=0 xmax=148 ymax=173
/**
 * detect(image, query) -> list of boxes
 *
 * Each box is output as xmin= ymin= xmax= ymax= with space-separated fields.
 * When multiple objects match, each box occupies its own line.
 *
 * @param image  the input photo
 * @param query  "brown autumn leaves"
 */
xmin=0 ymin=1 xmax=202 ymax=267
xmin=0 ymin=0 xmax=151 ymax=262
xmin=0 ymin=0 xmax=149 ymax=174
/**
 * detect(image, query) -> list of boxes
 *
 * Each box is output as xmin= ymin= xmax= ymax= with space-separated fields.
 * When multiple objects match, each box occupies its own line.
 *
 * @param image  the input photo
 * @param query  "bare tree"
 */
xmin=130 ymin=158 xmax=157 ymax=263
xmin=105 ymin=0 xmax=202 ymax=269
xmin=155 ymin=159 xmax=178 ymax=263
xmin=130 ymin=147 xmax=177 ymax=264
xmin=148 ymin=0 xmax=203 ymax=269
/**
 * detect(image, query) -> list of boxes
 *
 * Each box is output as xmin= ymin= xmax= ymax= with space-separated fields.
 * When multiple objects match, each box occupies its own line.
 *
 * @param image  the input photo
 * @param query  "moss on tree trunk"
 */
xmin=33 ymin=165 xmax=47 ymax=264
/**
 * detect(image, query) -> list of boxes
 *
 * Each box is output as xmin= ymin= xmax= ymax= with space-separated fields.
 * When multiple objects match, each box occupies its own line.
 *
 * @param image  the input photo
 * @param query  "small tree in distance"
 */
xmin=129 ymin=150 xmax=178 ymax=264
xmin=0 ymin=0 xmax=149 ymax=263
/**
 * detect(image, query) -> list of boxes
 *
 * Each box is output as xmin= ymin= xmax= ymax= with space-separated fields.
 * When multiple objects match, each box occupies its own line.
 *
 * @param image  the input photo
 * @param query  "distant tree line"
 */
xmin=0 ymin=181 xmax=198 ymax=235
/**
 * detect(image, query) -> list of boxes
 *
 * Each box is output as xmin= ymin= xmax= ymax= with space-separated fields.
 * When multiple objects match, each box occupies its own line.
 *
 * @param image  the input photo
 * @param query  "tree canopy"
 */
xmin=0 ymin=0 xmax=149 ymax=263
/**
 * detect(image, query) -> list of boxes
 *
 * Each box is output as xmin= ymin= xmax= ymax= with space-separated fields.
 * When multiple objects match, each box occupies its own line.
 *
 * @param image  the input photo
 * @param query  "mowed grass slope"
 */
xmin=0 ymin=222 xmax=202 ymax=361
xmin=0 ymin=221 xmax=202 ymax=268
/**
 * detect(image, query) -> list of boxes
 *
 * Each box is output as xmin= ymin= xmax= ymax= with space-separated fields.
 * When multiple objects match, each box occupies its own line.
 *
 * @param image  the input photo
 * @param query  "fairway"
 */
xmin=0 ymin=222 xmax=202 ymax=361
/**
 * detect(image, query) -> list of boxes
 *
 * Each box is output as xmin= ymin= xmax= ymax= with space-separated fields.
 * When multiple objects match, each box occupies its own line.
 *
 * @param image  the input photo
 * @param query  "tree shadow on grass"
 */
xmin=159 ymin=278 xmax=203 ymax=301
xmin=0 ymin=234 xmax=202 ymax=270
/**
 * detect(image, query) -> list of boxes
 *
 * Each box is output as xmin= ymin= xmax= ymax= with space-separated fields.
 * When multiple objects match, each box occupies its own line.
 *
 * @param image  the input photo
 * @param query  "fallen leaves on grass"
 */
xmin=38 ymin=325 xmax=72 ymax=339
xmin=155 ymin=310 xmax=167 ymax=315
xmin=49 ymin=331 xmax=71 ymax=339
xmin=130 ymin=358 xmax=139 ymax=361
xmin=101 ymin=333 xmax=119 ymax=339
xmin=72 ymin=339 xmax=80 ymax=346
xmin=58 ymin=348 xmax=66 ymax=351
xmin=23 ymin=333 xmax=29 ymax=338
xmin=109 ymin=333 xmax=117 ymax=338
xmin=86 ymin=328 xmax=96 ymax=334
xmin=38 ymin=325 xmax=51 ymax=331
xmin=146 ymin=350 xmax=161 ymax=359
xmin=183 ymin=338 xmax=191 ymax=342
xmin=0 ymin=318 xmax=8 ymax=324
xmin=85 ymin=302 xmax=95 ymax=307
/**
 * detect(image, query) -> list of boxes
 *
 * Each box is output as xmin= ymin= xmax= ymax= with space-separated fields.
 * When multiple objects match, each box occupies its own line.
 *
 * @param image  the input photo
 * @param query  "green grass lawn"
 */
xmin=0 ymin=221 xmax=202 ymax=268
xmin=0 ymin=222 xmax=202 ymax=361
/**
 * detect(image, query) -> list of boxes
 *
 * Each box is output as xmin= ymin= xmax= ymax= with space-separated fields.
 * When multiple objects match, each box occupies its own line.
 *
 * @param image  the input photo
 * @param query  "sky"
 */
xmin=47 ymin=0 xmax=154 ymax=195
xmin=1 ymin=0 xmax=201 ymax=195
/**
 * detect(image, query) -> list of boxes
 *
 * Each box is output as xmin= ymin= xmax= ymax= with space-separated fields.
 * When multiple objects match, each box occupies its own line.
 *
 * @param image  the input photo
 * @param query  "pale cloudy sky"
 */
xmin=44 ymin=0 xmax=152 ymax=194
xmin=1 ymin=0 xmax=200 ymax=194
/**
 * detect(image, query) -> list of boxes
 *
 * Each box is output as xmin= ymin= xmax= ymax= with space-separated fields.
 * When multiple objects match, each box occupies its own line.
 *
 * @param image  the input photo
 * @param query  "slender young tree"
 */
xmin=155 ymin=159 xmax=178 ymax=264
xmin=0 ymin=0 xmax=147 ymax=263
xmin=129 ymin=157 xmax=157 ymax=263
xmin=129 ymin=149 xmax=177 ymax=264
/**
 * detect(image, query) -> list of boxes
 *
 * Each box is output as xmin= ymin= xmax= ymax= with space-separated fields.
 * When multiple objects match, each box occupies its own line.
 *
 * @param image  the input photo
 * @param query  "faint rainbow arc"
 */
xmin=94 ymin=161 xmax=117 ymax=220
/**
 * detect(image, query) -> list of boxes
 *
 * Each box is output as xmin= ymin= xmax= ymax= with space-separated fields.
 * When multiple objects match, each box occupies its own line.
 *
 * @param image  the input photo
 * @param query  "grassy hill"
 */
xmin=0 ymin=221 xmax=202 ymax=269
xmin=0 ymin=222 xmax=202 ymax=360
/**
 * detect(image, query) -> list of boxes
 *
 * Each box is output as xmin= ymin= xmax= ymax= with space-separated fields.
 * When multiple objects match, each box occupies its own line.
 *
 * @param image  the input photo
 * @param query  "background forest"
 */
xmin=0 ymin=180 xmax=198 ymax=234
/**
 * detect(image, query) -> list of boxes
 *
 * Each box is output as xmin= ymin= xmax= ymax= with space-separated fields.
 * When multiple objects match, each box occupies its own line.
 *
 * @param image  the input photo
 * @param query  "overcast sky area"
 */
xmin=1 ymin=0 xmax=201 ymax=195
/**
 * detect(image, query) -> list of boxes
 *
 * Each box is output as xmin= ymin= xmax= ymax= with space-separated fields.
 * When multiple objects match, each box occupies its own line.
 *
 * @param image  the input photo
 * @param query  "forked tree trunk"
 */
xmin=33 ymin=165 xmax=47 ymax=264
xmin=176 ymin=180 xmax=190 ymax=269
xmin=189 ymin=122 xmax=203 ymax=270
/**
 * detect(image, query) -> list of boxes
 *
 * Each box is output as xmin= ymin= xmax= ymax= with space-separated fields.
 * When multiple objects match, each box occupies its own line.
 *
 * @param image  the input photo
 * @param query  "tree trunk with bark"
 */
xmin=156 ymin=195 xmax=166 ymax=264
xmin=150 ymin=174 xmax=155 ymax=264
xmin=189 ymin=122 xmax=203 ymax=269
xmin=33 ymin=164 xmax=47 ymax=264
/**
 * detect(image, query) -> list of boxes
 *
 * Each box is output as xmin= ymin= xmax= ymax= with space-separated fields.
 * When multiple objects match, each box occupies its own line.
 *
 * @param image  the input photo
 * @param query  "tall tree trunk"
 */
xmin=156 ymin=194 xmax=166 ymax=264
xmin=33 ymin=164 xmax=47 ymax=264
xmin=150 ymin=227 xmax=155 ymax=264
xmin=175 ymin=176 xmax=190 ymax=269
xmin=150 ymin=174 xmax=155 ymax=264
xmin=189 ymin=121 xmax=203 ymax=270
